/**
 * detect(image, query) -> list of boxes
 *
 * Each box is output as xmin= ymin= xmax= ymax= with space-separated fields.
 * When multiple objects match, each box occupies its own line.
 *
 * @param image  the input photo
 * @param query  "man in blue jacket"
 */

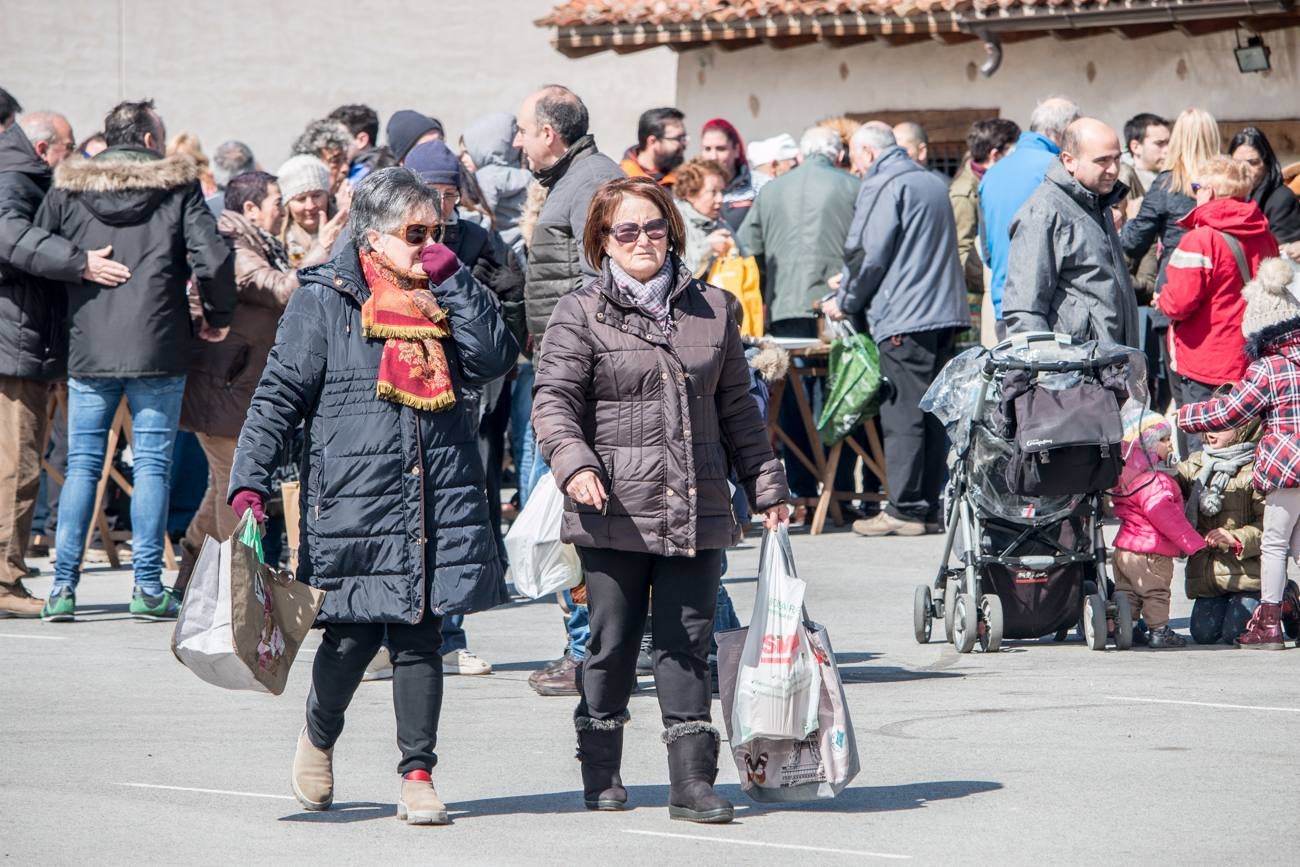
xmin=979 ymin=97 xmax=1080 ymax=335
xmin=824 ymin=123 xmax=968 ymax=537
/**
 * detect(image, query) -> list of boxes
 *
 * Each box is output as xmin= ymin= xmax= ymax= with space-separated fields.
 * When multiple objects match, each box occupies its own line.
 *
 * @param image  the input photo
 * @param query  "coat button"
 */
xmin=596 ymin=312 xmax=604 ymax=321
xmin=666 ymin=488 xmax=675 ymax=498
xmin=420 ymin=536 xmax=428 ymax=545
xmin=688 ymin=486 xmax=696 ymax=496
xmin=661 ymin=371 xmax=667 ymax=380
xmin=334 ymin=278 xmax=343 ymax=286
xmin=411 ymin=465 xmax=421 ymax=476
xmin=687 ymin=547 xmax=695 ymax=556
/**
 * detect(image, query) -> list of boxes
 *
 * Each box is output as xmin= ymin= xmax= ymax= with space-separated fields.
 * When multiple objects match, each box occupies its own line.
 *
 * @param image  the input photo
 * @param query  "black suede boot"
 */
xmin=663 ymin=723 xmax=734 ymax=824
xmin=576 ymin=711 xmax=629 ymax=810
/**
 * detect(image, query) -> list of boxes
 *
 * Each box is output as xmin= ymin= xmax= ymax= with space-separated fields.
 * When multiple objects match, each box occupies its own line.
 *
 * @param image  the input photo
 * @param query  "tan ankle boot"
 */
xmin=0 ymin=581 xmax=45 ymax=618
xmin=291 ymin=726 xmax=333 ymax=810
xmin=397 ymin=770 xmax=450 ymax=825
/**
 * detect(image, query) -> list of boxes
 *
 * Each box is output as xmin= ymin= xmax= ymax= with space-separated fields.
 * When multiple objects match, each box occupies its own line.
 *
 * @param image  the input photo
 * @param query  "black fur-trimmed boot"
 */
xmin=576 ymin=711 xmax=629 ymax=810
xmin=663 ymin=722 xmax=734 ymax=824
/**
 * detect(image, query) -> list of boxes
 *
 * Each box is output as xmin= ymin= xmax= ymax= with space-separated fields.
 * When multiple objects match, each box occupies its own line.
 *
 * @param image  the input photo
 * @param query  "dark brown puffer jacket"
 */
xmin=532 ymin=258 xmax=788 ymax=557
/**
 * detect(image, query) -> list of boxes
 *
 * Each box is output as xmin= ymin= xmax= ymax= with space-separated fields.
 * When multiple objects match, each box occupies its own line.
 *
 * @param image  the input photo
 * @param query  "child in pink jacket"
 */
xmin=1110 ymin=411 xmax=1207 ymax=648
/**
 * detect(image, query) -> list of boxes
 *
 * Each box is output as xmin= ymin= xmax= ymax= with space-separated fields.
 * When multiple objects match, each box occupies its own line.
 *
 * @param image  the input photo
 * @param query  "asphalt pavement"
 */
xmin=3 ymin=522 xmax=1299 ymax=865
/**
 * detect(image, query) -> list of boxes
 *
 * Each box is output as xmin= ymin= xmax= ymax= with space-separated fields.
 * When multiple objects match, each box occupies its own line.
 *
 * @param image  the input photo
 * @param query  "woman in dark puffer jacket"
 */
xmin=227 ymin=168 xmax=517 ymax=825
xmin=532 ymin=176 xmax=789 ymax=823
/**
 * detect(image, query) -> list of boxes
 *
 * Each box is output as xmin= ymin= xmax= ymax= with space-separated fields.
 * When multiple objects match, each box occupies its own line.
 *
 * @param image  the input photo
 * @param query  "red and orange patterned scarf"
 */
xmin=359 ymin=249 xmax=456 ymax=412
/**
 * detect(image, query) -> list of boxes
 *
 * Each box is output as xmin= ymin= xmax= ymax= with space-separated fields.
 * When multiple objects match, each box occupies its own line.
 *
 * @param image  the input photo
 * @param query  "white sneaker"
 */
xmin=361 ymin=650 xmax=393 ymax=682
xmin=443 ymin=649 xmax=492 ymax=675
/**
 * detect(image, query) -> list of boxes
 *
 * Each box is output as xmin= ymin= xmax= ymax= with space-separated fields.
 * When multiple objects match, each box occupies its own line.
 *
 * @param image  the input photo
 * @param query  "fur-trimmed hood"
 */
xmin=747 ymin=340 xmax=790 ymax=383
xmin=53 ymin=146 xmax=200 ymax=226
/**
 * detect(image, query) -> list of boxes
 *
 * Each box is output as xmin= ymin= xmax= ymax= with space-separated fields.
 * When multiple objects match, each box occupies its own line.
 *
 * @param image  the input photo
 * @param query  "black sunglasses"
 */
xmin=608 ymin=218 xmax=669 ymax=245
xmin=397 ymin=223 xmax=443 ymax=245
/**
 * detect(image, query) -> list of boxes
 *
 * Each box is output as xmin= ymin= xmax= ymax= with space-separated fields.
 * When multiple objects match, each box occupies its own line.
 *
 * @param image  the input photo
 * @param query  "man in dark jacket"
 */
xmin=513 ymin=84 xmax=623 ymax=695
xmin=826 ymin=123 xmax=969 ymax=537
xmin=0 ymin=111 xmax=133 ymax=616
xmin=329 ymin=103 xmax=396 ymax=184
xmin=35 ymin=98 xmax=235 ymax=623
xmin=1001 ymin=118 xmax=1139 ymax=348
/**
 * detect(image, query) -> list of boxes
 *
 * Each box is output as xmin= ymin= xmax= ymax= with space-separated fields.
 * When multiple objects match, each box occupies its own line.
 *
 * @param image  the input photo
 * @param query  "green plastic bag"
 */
xmin=237 ymin=509 xmax=265 ymax=564
xmin=816 ymin=327 xmax=882 ymax=447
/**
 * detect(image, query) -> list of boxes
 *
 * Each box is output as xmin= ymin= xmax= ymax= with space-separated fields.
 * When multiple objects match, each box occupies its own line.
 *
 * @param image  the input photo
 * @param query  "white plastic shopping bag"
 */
xmin=732 ymin=525 xmax=821 ymax=745
xmin=505 ymin=472 xmax=582 ymax=599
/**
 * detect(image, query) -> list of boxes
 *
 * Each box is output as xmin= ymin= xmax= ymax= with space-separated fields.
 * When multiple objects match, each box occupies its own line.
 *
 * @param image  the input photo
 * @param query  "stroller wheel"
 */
xmin=1083 ymin=594 xmax=1107 ymax=651
xmin=913 ymin=586 xmax=933 ymax=644
xmin=943 ymin=581 xmax=957 ymax=644
xmin=979 ymin=594 xmax=1004 ymax=653
xmin=953 ymin=594 xmax=979 ymax=654
xmin=1113 ymin=593 xmax=1134 ymax=650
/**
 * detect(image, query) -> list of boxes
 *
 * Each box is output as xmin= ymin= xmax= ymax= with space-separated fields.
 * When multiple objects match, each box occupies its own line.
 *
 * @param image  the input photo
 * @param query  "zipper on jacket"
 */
xmin=413 ymin=411 xmax=429 ymax=621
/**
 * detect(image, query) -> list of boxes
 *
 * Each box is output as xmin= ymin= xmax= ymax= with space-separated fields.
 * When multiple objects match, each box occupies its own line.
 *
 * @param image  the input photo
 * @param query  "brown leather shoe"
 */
xmin=853 ymin=512 xmax=926 ymax=538
xmin=291 ymin=726 xmax=334 ymax=810
xmin=0 ymin=581 xmax=45 ymax=618
xmin=397 ymin=770 xmax=451 ymax=825
xmin=529 ymin=652 xmax=580 ymax=696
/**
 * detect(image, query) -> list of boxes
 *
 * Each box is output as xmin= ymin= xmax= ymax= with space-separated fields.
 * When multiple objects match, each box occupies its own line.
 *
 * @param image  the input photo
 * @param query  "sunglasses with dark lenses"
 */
xmin=1190 ymin=182 xmax=1202 ymax=193
xmin=608 ymin=218 xmax=669 ymax=245
xmin=399 ymin=223 xmax=443 ymax=245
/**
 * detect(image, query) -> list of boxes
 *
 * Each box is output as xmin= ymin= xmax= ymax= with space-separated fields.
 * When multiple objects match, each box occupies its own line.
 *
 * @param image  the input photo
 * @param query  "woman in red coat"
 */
xmin=1158 ymin=156 xmax=1279 ymax=453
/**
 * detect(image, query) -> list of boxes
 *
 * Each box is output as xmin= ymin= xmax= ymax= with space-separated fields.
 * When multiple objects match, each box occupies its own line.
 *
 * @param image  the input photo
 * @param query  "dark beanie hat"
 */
xmin=387 ymin=110 xmax=445 ymax=162
xmin=404 ymin=140 xmax=461 ymax=185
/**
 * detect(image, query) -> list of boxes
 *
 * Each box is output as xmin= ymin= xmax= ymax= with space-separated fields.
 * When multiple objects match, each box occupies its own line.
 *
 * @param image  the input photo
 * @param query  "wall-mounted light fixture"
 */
xmin=1235 ymin=34 xmax=1271 ymax=74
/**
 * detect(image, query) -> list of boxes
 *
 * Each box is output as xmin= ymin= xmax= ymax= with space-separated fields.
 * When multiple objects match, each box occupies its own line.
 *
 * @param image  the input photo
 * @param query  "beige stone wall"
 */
xmin=1 ymin=0 xmax=676 ymax=169
xmin=673 ymin=27 xmax=1300 ymax=159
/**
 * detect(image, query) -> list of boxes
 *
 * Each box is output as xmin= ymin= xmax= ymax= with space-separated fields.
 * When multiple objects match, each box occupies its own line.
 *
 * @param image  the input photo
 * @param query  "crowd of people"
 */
xmin=5 ymin=79 xmax=1300 ymax=821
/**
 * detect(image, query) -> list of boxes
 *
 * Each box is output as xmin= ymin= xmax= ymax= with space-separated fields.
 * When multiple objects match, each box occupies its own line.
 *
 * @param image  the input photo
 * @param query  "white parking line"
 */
xmin=1106 ymin=695 xmax=1300 ymax=714
xmin=621 ymin=829 xmax=909 ymax=860
xmin=116 ymin=783 xmax=295 ymax=800
xmin=0 ymin=632 xmax=68 ymax=641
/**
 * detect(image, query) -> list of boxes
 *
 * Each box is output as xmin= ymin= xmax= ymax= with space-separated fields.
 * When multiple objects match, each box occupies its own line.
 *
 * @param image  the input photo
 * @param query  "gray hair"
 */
xmin=17 ymin=111 xmax=66 ymax=146
xmin=893 ymin=121 xmax=926 ymax=147
xmin=350 ymin=167 xmax=441 ymax=252
xmin=212 ymin=140 xmax=255 ymax=188
xmin=292 ymin=118 xmax=350 ymax=158
xmin=852 ymin=121 xmax=896 ymax=153
xmin=800 ymin=126 xmax=844 ymax=161
xmin=1028 ymin=97 xmax=1081 ymax=143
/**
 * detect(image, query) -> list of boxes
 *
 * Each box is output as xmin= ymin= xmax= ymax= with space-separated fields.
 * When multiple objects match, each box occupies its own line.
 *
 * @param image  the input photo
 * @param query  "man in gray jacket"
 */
xmin=513 ymin=84 xmax=623 ymax=697
xmin=825 ymin=122 xmax=968 ymax=537
xmin=1001 ymin=118 xmax=1139 ymax=347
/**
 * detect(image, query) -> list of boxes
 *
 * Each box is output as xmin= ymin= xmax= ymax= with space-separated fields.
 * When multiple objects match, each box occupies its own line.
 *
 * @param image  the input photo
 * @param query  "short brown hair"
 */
xmin=673 ymin=157 xmax=727 ymax=202
xmin=582 ymin=176 xmax=686 ymax=269
xmin=1197 ymin=156 xmax=1253 ymax=200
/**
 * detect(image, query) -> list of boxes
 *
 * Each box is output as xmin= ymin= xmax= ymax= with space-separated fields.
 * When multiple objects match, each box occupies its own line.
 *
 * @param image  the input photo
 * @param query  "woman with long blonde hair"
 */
xmin=1122 ymin=108 xmax=1221 ymax=283
xmin=1121 ymin=108 xmax=1221 ymax=415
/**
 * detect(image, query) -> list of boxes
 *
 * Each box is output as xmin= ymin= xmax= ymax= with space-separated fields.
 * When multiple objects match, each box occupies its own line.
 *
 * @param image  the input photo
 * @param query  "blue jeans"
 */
xmin=1190 ymin=594 xmax=1260 ymax=645
xmin=564 ymin=588 xmax=590 ymax=661
xmin=512 ymin=362 xmax=536 ymax=506
xmin=440 ymin=615 xmax=467 ymax=654
xmin=53 ymin=376 xmax=186 ymax=596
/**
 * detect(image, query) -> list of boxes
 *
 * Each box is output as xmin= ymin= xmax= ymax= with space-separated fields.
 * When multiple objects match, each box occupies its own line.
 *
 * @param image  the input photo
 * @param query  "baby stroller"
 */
xmin=914 ymin=333 xmax=1148 ymax=653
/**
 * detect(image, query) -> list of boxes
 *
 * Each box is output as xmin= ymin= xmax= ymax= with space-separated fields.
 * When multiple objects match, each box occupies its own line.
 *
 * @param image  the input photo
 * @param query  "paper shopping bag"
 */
xmin=172 ymin=510 xmax=325 ymax=695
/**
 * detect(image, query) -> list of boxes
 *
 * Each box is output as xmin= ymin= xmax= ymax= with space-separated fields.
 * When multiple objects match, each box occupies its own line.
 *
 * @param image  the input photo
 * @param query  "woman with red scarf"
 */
xmin=228 ymin=167 xmax=518 ymax=824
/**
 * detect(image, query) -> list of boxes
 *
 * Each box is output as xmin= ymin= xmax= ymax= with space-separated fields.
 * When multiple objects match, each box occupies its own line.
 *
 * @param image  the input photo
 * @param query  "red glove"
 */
xmin=231 ymin=488 xmax=266 ymax=524
xmin=420 ymin=243 xmax=460 ymax=285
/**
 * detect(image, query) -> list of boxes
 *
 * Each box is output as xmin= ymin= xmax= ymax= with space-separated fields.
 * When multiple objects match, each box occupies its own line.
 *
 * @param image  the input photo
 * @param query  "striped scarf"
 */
xmin=610 ymin=259 xmax=675 ymax=335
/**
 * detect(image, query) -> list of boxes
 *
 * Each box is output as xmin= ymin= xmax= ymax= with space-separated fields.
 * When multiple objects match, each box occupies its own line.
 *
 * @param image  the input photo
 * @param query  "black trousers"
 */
xmin=1174 ymin=373 xmax=1217 ymax=457
xmin=575 ymin=546 xmax=723 ymax=727
xmin=305 ymin=614 xmax=445 ymax=775
xmin=878 ymin=329 xmax=955 ymax=523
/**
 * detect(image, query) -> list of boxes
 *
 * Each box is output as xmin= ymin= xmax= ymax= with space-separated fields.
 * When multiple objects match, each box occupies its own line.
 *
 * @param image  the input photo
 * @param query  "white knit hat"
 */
xmin=274 ymin=154 xmax=331 ymax=202
xmin=1241 ymin=257 xmax=1300 ymax=339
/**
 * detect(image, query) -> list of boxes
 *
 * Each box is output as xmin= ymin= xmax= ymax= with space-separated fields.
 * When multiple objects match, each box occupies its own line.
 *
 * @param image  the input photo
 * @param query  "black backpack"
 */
xmin=997 ymin=362 xmax=1128 ymax=497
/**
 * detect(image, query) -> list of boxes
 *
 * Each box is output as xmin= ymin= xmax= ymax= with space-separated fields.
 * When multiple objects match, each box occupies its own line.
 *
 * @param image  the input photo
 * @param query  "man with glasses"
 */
xmin=620 ymin=107 xmax=687 ymax=189
xmin=0 ymin=110 xmax=133 ymax=616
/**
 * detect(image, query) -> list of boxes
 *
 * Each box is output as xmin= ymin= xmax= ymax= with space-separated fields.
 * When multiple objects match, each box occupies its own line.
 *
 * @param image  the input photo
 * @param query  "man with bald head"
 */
xmin=512 ymin=84 xmax=623 ymax=696
xmin=0 ymin=110 xmax=133 ymax=615
xmin=1001 ymin=117 xmax=1139 ymax=346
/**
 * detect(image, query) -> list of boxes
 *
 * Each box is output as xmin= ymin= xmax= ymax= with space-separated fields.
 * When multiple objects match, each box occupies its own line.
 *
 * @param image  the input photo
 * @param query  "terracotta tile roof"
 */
xmin=539 ymin=0 xmax=1299 ymax=50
